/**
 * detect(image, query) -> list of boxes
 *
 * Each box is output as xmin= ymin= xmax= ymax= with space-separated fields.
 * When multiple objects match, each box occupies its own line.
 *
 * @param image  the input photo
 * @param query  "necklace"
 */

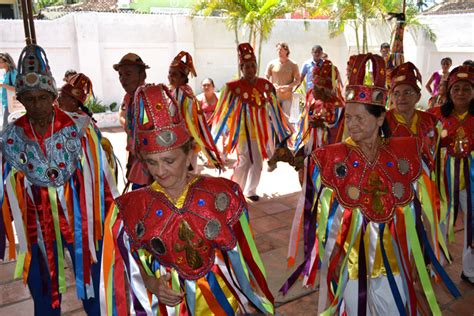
xmin=28 ymin=112 xmax=60 ymax=181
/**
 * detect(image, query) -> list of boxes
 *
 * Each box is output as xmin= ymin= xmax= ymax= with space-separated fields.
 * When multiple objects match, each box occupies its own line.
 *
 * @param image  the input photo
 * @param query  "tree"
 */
xmin=194 ymin=0 xmax=295 ymax=74
xmin=305 ymin=0 xmax=436 ymax=54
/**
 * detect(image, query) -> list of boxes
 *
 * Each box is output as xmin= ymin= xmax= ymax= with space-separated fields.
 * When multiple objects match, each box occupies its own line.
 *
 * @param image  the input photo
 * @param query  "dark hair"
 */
xmin=380 ymin=42 xmax=390 ymax=50
xmin=0 ymin=52 xmax=16 ymax=71
xmin=181 ymin=138 xmax=195 ymax=154
xmin=463 ymin=59 xmax=474 ymax=67
xmin=201 ymin=78 xmax=215 ymax=87
xmin=440 ymin=95 xmax=474 ymax=117
xmin=363 ymin=103 xmax=391 ymax=138
xmin=277 ymin=42 xmax=290 ymax=56
xmin=441 ymin=57 xmax=452 ymax=65
xmin=312 ymin=45 xmax=323 ymax=52
xmin=64 ymin=69 xmax=77 ymax=78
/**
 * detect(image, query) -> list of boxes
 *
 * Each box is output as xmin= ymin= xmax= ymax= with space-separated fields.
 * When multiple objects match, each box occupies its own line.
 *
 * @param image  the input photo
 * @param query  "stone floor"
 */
xmin=1 ymin=128 xmax=473 ymax=315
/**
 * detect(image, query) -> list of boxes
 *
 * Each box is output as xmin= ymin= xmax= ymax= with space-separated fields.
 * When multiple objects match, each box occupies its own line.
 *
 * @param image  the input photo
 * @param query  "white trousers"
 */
xmin=232 ymin=139 xmax=263 ymax=196
xmin=341 ymin=275 xmax=406 ymax=316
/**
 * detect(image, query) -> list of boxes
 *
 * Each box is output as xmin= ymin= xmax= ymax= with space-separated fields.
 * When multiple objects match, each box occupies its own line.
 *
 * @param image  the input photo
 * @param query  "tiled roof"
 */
xmin=422 ymin=0 xmax=474 ymax=15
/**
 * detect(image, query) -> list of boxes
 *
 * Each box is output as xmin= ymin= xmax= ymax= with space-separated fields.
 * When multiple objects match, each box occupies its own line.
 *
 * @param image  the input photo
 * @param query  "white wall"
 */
xmin=1 ymin=12 xmax=473 ymax=106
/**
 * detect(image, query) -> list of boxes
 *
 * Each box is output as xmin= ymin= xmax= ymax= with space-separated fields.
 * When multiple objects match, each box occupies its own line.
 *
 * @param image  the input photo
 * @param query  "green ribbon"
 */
xmin=48 ymin=186 xmax=66 ymax=293
xmin=403 ymin=204 xmax=441 ymax=315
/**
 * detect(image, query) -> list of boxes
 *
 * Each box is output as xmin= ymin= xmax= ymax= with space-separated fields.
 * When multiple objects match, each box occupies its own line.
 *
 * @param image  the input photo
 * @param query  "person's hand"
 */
xmin=139 ymin=266 xmax=184 ymax=306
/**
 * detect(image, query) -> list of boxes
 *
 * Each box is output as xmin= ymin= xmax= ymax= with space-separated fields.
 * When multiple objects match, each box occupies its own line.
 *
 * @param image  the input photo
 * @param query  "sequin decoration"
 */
xmin=198 ymin=199 xmax=205 ymax=206
xmin=19 ymin=152 xmax=27 ymax=164
xmin=135 ymin=221 xmax=145 ymax=239
xmin=155 ymin=130 xmax=177 ymax=147
xmin=204 ymin=219 xmax=221 ymax=240
xmin=215 ymin=192 xmax=230 ymax=212
xmin=397 ymin=159 xmax=410 ymax=175
xmin=150 ymin=237 xmax=166 ymax=255
xmin=155 ymin=209 xmax=163 ymax=216
xmin=347 ymin=185 xmax=360 ymax=200
xmin=334 ymin=162 xmax=348 ymax=178
xmin=392 ymin=182 xmax=405 ymax=200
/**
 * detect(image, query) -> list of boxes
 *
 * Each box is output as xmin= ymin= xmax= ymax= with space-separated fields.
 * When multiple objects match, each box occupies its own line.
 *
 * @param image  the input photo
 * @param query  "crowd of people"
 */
xmin=0 ymin=35 xmax=472 ymax=316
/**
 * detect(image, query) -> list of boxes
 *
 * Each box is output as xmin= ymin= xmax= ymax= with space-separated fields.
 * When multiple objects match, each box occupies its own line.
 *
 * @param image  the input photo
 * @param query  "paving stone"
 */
xmin=0 ymin=279 xmax=31 ymax=306
xmin=0 ymin=260 xmax=16 ymax=285
xmin=258 ymin=201 xmax=292 ymax=215
xmin=250 ymin=215 xmax=288 ymax=235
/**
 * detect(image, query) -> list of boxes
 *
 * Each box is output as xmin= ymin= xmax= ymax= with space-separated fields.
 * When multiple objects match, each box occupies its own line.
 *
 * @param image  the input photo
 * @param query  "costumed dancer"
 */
xmin=287 ymin=59 xmax=345 ymax=265
xmin=429 ymin=65 xmax=474 ymax=285
xmin=384 ymin=10 xmax=406 ymax=90
xmin=100 ymin=83 xmax=274 ymax=315
xmin=280 ymin=53 xmax=460 ymax=315
xmin=114 ymin=52 xmax=153 ymax=190
xmin=0 ymin=52 xmax=17 ymax=129
xmin=212 ymin=43 xmax=292 ymax=202
xmin=0 ymin=44 xmax=118 ymax=315
xmin=168 ymin=51 xmax=222 ymax=171
xmin=58 ymin=73 xmax=117 ymax=176
xmin=386 ymin=62 xmax=441 ymax=170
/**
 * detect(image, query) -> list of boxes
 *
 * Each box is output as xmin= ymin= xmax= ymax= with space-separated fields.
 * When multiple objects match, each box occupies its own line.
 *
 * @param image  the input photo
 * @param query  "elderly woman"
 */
xmin=1 ymin=44 xmax=117 ymax=315
xmin=430 ymin=65 xmax=474 ymax=285
xmin=282 ymin=54 xmax=459 ymax=315
xmin=386 ymin=62 xmax=440 ymax=170
xmin=168 ymin=52 xmax=222 ymax=171
xmin=0 ymin=52 xmax=17 ymax=128
xmin=101 ymin=83 xmax=274 ymax=315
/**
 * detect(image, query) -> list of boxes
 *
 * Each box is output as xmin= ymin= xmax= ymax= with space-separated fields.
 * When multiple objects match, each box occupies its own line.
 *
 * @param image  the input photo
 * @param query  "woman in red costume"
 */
xmin=430 ymin=65 xmax=474 ymax=285
xmin=386 ymin=62 xmax=440 ymax=170
xmin=100 ymin=83 xmax=274 ymax=315
xmin=281 ymin=53 xmax=460 ymax=315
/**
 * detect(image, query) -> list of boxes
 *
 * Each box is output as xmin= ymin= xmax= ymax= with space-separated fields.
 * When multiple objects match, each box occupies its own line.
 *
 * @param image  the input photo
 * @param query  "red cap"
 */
xmin=345 ymin=53 xmax=387 ymax=107
xmin=237 ymin=43 xmax=256 ymax=65
xmin=133 ymin=84 xmax=191 ymax=153
xmin=170 ymin=51 xmax=197 ymax=77
xmin=390 ymin=62 xmax=422 ymax=92
xmin=61 ymin=73 xmax=93 ymax=104
xmin=447 ymin=65 xmax=474 ymax=91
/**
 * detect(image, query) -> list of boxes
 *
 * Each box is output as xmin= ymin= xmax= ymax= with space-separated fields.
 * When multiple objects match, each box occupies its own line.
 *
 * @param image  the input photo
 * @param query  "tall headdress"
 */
xmin=345 ymin=53 xmax=387 ymax=107
xmin=15 ymin=44 xmax=57 ymax=97
xmin=169 ymin=51 xmax=197 ymax=77
xmin=133 ymin=84 xmax=191 ymax=153
xmin=60 ymin=73 xmax=94 ymax=105
xmin=447 ymin=65 xmax=474 ymax=90
xmin=237 ymin=43 xmax=256 ymax=65
xmin=389 ymin=62 xmax=422 ymax=92
xmin=312 ymin=59 xmax=340 ymax=91
xmin=113 ymin=53 xmax=150 ymax=71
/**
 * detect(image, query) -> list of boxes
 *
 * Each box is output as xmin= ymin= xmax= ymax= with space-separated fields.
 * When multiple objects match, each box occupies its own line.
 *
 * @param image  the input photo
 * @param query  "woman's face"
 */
xmin=345 ymin=102 xmax=384 ymax=144
xmin=18 ymin=90 xmax=55 ymax=121
xmin=391 ymin=84 xmax=420 ymax=114
xmin=201 ymin=79 xmax=214 ymax=94
xmin=0 ymin=58 xmax=8 ymax=71
xmin=168 ymin=68 xmax=187 ymax=88
xmin=450 ymin=81 xmax=473 ymax=111
xmin=141 ymin=146 xmax=193 ymax=195
xmin=58 ymin=91 xmax=80 ymax=113
xmin=441 ymin=60 xmax=452 ymax=72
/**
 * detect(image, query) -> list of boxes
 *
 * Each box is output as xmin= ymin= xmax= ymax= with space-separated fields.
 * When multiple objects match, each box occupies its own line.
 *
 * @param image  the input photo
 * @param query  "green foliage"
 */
xmin=85 ymin=99 xmax=106 ymax=113
xmin=109 ymin=102 xmax=118 ymax=112
xmin=35 ymin=0 xmax=62 ymax=11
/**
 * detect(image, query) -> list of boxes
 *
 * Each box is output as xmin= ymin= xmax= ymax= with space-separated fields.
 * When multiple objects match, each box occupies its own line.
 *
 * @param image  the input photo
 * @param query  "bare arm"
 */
xmin=119 ymin=103 xmax=126 ymax=128
xmin=425 ymin=73 xmax=435 ymax=95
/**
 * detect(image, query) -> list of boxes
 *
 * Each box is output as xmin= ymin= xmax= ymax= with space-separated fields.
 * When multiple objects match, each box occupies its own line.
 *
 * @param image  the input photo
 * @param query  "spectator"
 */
xmin=300 ymin=45 xmax=324 ymax=91
xmin=425 ymin=57 xmax=452 ymax=97
xmin=196 ymin=77 xmax=218 ymax=124
xmin=0 ymin=52 xmax=17 ymax=128
xmin=265 ymin=42 xmax=300 ymax=124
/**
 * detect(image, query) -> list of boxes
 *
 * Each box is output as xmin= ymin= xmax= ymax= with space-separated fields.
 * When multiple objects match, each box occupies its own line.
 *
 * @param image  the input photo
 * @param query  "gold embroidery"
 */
xmin=364 ymin=171 xmax=388 ymax=214
xmin=174 ymin=220 xmax=204 ymax=269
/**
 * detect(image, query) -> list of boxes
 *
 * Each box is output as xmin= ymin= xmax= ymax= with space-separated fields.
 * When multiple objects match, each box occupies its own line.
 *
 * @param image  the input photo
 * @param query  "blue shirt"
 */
xmin=300 ymin=59 xmax=323 ymax=90
xmin=1 ymin=69 xmax=17 ymax=127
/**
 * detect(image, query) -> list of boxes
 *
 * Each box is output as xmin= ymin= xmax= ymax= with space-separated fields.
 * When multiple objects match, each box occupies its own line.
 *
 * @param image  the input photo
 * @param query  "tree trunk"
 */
xmin=257 ymin=31 xmax=264 ymax=76
xmin=354 ymin=20 xmax=361 ymax=53
xmin=234 ymin=26 xmax=241 ymax=77
xmin=362 ymin=17 xmax=368 ymax=53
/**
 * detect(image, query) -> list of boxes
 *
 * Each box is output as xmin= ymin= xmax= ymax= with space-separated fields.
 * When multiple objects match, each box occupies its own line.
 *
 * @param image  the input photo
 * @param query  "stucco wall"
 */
xmin=1 ymin=12 xmax=472 ymax=106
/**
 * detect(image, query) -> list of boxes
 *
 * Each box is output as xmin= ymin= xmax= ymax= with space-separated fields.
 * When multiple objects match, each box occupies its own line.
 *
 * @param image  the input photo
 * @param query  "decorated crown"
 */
xmin=312 ymin=59 xmax=340 ymax=91
xmin=447 ymin=65 xmax=474 ymax=90
xmin=15 ymin=44 xmax=57 ymax=97
xmin=60 ymin=73 xmax=94 ymax=105
xmin=113 ymin=53 xmax=150 ymax=71
xmin=237 ymin=43 xmax=256 ymax=65
xmin=133 ymin=83 xmax=191 ymax=153
xmin=345 ymin=53 xmax=387 ymax=107
xmin=389 ymin=62 xmax=422 ymax=92
xmin=169 ymin=51 xmax=197 ymax=77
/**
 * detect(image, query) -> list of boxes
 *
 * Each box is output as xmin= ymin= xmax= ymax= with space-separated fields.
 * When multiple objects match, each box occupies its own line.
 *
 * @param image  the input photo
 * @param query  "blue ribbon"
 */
xmin=206 ymin=272 xmax=235 ymax=315
xmin=71 ymin=176 xmax=85 ymax=299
